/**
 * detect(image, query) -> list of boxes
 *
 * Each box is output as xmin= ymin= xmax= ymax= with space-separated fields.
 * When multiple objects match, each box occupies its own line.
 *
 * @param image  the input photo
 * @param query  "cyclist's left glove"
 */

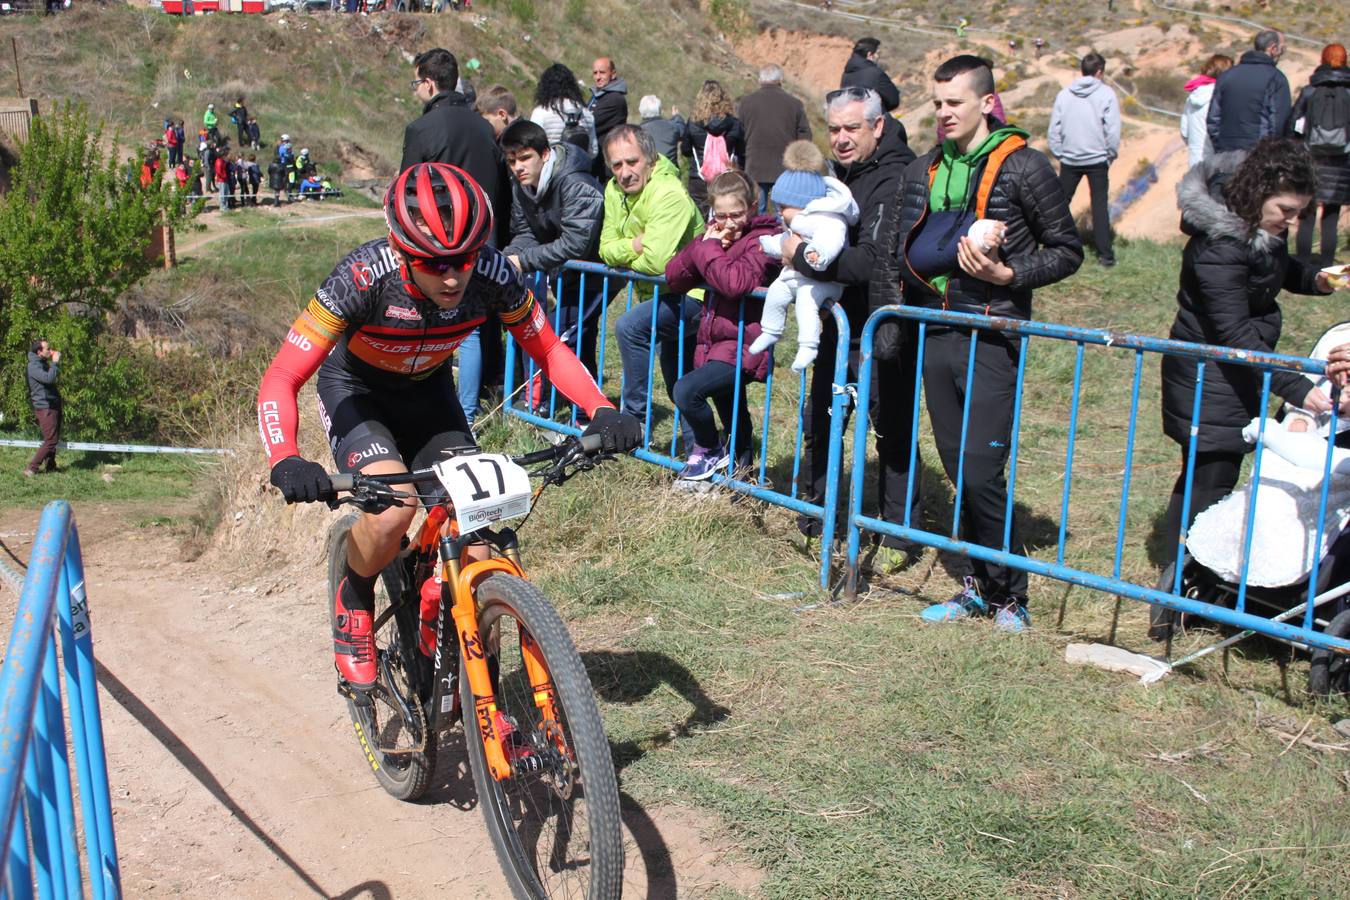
xmin=269 ymin=455 xmax=334 ymax=504
xmin=582 ymin=407 xmax=643 ymax=454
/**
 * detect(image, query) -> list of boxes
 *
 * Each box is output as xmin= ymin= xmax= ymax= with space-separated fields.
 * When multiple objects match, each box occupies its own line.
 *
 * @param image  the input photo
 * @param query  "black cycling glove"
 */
xmin=269 ymin=455 xmax=334 ymax=504
xmin=582 ymin=407 xmax=643 ymax=454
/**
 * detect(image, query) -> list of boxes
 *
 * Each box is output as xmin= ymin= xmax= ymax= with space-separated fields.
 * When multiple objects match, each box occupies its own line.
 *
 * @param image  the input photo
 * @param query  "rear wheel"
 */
xmin=1308 ymin=608 xmax=1350 ymax=698
xmin=461 ymin=574 xmax=623 ymax=900
xmin=326 ymin=514 xmax=436 ymax=801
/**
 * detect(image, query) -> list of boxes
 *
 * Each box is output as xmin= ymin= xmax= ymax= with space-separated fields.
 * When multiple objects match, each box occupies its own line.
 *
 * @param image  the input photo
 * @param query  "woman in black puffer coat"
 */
xmin=1288 ymin=43 xmax=1350 ymax=263
xmin=1159 ymin=139 xmax=1339 ymax=575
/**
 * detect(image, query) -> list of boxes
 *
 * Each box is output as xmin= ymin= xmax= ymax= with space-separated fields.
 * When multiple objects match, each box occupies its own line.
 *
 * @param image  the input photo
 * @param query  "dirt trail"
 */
xmin=0 ymin=502 xmax=760 ymax=898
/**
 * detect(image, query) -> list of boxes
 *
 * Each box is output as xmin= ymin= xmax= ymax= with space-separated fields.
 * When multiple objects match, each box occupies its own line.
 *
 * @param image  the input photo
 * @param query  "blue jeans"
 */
xmin=615 ymin=293 xmax=700 ymax=448
xmin=456 ymin=328 xmax=482 ymax=425
xmin=757 ymin=182 xmax=774 ymax=215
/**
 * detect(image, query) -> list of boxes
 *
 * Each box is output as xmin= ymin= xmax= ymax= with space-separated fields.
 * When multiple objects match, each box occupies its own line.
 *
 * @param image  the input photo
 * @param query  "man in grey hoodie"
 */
xmin=24 ymin=339 xmax=62 ymax=477
xmin=1049 ymin=51 xmax=1121 ymax=266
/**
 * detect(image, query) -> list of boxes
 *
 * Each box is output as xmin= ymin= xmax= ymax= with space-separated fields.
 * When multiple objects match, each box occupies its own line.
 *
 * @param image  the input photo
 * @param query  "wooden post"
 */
xmin=10 ymin=38 xmax=21 ymax=98
xmin=163 ymin=224 xmax=176 ymax=269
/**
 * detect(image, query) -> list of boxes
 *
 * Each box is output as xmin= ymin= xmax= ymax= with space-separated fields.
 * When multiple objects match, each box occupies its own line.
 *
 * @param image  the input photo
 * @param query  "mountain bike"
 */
xmin=320 ymin=434 xmax=623 ymax=899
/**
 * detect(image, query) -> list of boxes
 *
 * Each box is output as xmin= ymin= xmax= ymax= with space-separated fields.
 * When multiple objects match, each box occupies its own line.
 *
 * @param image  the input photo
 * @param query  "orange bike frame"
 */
xmin=418 ymin=505 xmax=564 ymax=783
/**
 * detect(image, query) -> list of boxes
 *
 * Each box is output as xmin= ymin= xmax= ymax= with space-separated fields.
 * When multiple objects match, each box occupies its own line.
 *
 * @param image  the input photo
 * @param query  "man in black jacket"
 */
xmin=782 ymin=86 xmax=917 ymax=561
xmin=24 ymin=339 xmax=62 ymax=477
xmin=873 ymin=55 xmax=1082 ymax=630
xmin=401 ymin=47 xmax=511 ymax=423
xmin=501 ymin=120 xmax=608 ymax=380
xmin=1206 ymin=30 xmax=1291 ymax=152
xmin=588 ymin=57 xmax=629 ymax=177
xmin=840 ymin=38 xmax=901 ymax=113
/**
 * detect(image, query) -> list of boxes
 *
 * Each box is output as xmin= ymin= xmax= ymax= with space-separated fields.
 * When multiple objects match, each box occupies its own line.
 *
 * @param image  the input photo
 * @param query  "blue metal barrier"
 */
xmin=845 ymin=305 xmax=1350 ymax=655
xmin=502 ymin=260 xmax=852 ymax=588
xmin=0 ymin=502 xmax=121 ymax=898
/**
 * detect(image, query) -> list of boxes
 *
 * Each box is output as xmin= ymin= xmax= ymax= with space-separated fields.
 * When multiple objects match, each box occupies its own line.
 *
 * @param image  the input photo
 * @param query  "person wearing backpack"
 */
xmin=680 ymin=80 xmax=746 ymax=218
xmin=529 ymin=63 xmax=598 ymax=161
xmin=1289 ymin=43 xmax=1350 ymax=264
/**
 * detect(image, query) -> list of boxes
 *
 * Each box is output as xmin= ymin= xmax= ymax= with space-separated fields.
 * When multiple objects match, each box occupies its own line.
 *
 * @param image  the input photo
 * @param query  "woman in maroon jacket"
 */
xmin=666 ymin=171 xmax=781 ymax=481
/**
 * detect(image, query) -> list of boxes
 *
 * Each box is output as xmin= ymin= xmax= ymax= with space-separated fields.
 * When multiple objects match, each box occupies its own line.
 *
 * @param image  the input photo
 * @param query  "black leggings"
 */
xmin=1161 ymin=448 xmax=1244 ymax=559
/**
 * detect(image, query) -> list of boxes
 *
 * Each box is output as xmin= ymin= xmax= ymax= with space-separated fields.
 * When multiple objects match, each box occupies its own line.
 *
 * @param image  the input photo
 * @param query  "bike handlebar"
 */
xmin=328 ymin=433 xmax=605 ymax=494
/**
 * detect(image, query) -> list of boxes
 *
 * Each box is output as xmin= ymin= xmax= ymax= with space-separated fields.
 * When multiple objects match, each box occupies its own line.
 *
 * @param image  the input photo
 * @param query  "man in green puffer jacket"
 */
xmin=601 ymin=124 xmax=705 ymax=448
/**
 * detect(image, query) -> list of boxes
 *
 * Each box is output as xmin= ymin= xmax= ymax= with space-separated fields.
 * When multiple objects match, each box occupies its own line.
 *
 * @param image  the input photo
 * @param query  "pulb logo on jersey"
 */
xmin=476 ymin=251 xmax=517 ymax=287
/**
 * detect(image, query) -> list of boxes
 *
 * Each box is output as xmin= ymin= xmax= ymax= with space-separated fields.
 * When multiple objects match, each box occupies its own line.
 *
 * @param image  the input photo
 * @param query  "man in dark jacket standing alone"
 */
xmin=782 ymin=86 xmax=917 ymax=563
xmin=738 ymin=64 xmax=812 ymax=213
xmin=840 ymin=37 xmax=901 ymax=113
xmin=874 ymin=55 xmax=1082 ymax=630
xmin=24 ymin=339 xmax=62 ymax=477
xmin=1207 ymin=30 xmax=1291 ymax=152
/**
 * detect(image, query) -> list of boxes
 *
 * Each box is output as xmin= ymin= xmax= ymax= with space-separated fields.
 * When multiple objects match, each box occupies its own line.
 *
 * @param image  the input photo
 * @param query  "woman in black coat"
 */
xmin=1159 ymin=139 xmax=1340 ymax=572
xmin=1289 ymin=43 xmax=1350 ymax=264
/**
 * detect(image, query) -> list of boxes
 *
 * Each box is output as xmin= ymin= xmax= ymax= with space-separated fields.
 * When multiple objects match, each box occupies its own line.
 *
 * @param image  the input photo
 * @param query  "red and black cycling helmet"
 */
xmin=383 ymin=163 xmax=494 ymax=260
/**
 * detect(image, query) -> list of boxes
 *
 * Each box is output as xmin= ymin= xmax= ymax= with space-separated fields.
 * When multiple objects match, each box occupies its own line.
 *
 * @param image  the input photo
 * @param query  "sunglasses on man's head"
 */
xmin=825 ymin=86 xmax=872 ymax=103
xmin=409 ymin=252 xmax=478 ymax=275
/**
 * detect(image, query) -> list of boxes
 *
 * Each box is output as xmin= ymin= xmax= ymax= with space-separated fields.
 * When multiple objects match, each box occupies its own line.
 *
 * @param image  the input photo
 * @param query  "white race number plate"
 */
xmin=433 ymin=454 xmax=532 ymax=534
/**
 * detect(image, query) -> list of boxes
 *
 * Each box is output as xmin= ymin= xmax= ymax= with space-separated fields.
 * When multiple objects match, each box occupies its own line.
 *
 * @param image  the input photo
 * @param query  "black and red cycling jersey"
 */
xmin=258 ymin=237 xmax=611 ymax=464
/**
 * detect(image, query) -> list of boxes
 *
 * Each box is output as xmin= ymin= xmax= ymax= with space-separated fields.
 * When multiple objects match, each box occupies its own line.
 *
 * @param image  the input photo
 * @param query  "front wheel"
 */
xmin=327 ymin=514 xmax=436 ymax=801
xmin=461 ymin=574 xmax=623 ymax=900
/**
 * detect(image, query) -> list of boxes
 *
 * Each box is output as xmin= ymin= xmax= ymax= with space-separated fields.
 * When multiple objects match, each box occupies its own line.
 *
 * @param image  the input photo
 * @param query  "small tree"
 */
xmin=0 ymin=102 xmax=198 ymax=437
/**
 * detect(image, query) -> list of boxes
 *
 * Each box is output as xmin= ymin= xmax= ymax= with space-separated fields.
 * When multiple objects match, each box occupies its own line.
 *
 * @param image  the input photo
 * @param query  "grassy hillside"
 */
xmin=3 ymin=2 xmax=761 ymax=178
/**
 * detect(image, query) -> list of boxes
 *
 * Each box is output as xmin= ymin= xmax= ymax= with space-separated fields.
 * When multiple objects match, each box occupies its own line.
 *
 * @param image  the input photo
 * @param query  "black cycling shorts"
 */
xmin=316 ymin=369 xmax=476 ymax=476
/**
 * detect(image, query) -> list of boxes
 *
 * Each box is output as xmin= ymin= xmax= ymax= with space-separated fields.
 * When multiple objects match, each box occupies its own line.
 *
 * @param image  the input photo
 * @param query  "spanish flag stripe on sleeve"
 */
xmin=498 ymin=291 xmax=536 ymax=326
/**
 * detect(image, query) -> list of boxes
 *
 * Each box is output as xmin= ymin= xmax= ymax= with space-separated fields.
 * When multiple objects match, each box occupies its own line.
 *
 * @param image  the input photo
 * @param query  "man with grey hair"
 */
xmin=737 ymin=63 xmax=813 ymax=213
xmin=1206 ymin=29 xmax=1290 ymax=152
xmin=783 ymin=86 xmax=916 ymax=558
xmin=600 ymin=125 xmax=705 ymax=446
xmin=638 ymin=94 xmax=685 ymax=167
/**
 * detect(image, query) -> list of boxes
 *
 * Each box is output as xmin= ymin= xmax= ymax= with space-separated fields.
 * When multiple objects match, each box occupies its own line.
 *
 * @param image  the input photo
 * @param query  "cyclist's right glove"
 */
xmin=582 ymin=407 xmax=643 ymax=453
xmin=269 ymin=455 xmax=334 ymax=503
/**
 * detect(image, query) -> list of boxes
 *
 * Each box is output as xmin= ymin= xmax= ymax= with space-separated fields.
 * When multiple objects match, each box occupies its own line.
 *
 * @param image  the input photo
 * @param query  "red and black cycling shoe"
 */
xmin=333 ymin=578 xmax=377 ymax=690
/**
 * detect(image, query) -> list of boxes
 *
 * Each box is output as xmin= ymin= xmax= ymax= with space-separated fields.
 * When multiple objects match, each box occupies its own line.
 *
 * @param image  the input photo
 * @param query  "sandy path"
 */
xmin=0 ymin=503 xmax=759 ymax=898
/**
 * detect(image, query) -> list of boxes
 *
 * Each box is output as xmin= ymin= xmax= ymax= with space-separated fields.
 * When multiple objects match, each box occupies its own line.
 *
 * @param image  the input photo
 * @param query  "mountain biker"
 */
xmin=257 ymin=162 xmax=642 ymax=690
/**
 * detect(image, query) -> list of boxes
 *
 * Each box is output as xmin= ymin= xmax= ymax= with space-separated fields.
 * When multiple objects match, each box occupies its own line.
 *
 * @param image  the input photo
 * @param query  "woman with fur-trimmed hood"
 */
xmin=1158 ymin=138 xmax=1343 ymax=572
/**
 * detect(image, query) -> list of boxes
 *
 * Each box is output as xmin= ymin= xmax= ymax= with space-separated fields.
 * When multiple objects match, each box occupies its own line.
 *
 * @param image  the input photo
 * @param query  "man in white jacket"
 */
xmin=1048 ymin=51 xmax=1121 ymax=267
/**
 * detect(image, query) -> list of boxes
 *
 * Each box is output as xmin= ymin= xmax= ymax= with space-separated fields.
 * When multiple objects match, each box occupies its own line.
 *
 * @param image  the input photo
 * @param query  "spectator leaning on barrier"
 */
xmin=1180 ymin=55 xmax=1234 ymax=168
xmin=401 ymin=47 xmax=512 ymax=423
xmin=475 ymin=84 xmax=520 ymax=139
xmin=840 ymin=37 xmax=901 ymax=113
xmin=501 ymin=120 xmax=608 ymax=380
xmin=788 ymin=86 xmax=916 ymax=562
xmin=876 ymin=55 xmax=1082 ymax=629
xmin=1154 ymin=139 xmax=1345 ymax=641
xmin=1049 ymin=51 xmax=1121 ymax=268
xmin=1288 ymin=43 xmax=1350 ymax=265
xmin=602 ymin=125 xmax=705 ymax=449
xmin=681 ymin=80 xmax=746 ymax=218
xmin=24 ymin=339 xmax=62 ymax=477
xmin=666 ymin=170 xmax=781 ymax=482
xmin=530 ymin=63 xmax=598 ymax=161
xmin=1207 ymin=30 xmax=1291 ymax=153
xmin=638 ymin=95 xmax=684 ymax=169
xmin=737 ymin=64 xmax=813 ymax=215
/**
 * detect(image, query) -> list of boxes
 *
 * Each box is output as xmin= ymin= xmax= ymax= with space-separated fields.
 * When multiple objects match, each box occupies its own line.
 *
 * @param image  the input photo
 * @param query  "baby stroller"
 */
xmin=1150 ymin=322 xmax=1350 ymax=696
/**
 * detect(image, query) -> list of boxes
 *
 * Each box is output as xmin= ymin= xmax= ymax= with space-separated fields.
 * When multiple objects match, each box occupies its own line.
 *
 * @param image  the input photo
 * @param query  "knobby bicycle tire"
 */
xmin=327 ymin=514 xmax=437 ymax=801
xmin=461 ymin=573 xmax=623 ymax=900
xmin=1308 ymin=608 xmax=1350 ymax=698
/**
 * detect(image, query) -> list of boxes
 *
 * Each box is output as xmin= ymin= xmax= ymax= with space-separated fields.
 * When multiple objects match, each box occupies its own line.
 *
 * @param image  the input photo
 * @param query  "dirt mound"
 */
xmin=733 ymin=28 xmax=852 ymax=98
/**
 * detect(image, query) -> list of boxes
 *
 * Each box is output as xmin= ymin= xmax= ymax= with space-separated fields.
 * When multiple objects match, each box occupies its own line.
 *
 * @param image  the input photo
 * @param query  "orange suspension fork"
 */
xmin=447 ymin=552 xmax=525 ymax=782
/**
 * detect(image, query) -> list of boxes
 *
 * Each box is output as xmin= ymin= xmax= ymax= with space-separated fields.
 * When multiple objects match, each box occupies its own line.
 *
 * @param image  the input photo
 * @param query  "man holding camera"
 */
xmin=25 ymin=339 xmax=62 ymax=477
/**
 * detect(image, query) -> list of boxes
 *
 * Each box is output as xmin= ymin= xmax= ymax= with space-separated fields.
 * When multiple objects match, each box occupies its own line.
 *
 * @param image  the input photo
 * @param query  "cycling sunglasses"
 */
xmin=409 ymin=251 xmax=479 ymax=275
